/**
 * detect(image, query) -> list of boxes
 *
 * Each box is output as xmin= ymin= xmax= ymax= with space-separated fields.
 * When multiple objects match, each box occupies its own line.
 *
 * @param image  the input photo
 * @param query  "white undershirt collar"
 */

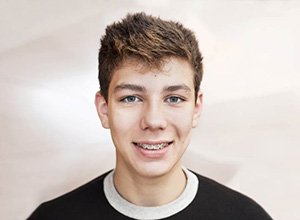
xmin=103 ymin=167 xmax=199 ymax=219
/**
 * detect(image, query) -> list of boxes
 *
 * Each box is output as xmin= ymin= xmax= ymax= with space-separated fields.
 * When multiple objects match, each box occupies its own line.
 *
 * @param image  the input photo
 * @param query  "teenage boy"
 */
xmin=28 ymin=13 xmax=272 ymax=219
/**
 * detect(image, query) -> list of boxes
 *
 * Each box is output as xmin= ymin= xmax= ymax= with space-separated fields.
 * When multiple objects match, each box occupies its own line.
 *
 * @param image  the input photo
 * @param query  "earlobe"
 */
xmin=95 ymin=92 xmax=110 ymax=129
xmin=192 ymin=91 xmax=203 ymax=128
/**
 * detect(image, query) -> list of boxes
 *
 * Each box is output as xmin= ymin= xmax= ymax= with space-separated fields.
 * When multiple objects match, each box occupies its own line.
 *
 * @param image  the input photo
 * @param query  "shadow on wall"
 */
xmin=182 ymin=151 xmax=238 ymax=184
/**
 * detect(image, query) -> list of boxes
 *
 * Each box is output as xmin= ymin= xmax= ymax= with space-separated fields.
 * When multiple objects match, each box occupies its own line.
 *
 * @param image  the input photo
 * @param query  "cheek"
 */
xmin=109 ymin=108 xmax=141 ymax=135
xmin=167 ymin=108 xmax=194 ymax=135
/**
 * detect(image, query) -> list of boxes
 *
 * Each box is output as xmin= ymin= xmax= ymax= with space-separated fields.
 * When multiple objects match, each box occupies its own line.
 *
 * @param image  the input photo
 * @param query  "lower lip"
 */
xmin=134 ymin=143 xmax=172 ymax=159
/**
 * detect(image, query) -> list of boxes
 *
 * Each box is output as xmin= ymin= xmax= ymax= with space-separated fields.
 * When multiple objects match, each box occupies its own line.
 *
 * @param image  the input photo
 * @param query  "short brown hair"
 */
xmin=98 ymin=12 xmax=203 ymax=101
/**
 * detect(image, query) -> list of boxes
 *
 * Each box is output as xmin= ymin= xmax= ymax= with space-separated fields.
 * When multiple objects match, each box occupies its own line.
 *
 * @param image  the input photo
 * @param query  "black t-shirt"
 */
xmin=28 ymin=170 xmax=272 ymax=220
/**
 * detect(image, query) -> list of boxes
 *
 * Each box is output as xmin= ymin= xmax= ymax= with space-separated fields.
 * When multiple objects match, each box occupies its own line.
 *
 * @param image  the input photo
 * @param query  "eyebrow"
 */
xmin=163 ymin=84 xmax=192 ymax=93
xmin=114 ymin=83 xmax=146 ymax=93
xmin=113 ymin=83 xmax=192 ymax=93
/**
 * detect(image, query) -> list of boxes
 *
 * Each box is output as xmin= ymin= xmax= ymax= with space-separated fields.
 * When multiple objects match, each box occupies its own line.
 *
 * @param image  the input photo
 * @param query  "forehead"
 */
xmin=111 ymin=57 xmax=194 ymax=84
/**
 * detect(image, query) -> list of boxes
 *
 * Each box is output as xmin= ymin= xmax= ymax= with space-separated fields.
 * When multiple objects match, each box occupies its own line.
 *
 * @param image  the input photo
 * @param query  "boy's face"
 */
xmin=95 ymin=58 xmax=202 ymax=178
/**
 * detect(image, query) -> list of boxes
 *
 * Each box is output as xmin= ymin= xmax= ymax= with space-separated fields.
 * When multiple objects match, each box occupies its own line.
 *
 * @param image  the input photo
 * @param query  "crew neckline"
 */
xmin=103 ymin=167 xmax=199 ymax=219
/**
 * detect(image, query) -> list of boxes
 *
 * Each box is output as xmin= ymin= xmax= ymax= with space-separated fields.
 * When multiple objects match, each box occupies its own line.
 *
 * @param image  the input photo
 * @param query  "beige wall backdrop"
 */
xmin=1 ymin=1 xmax=299 ymax=219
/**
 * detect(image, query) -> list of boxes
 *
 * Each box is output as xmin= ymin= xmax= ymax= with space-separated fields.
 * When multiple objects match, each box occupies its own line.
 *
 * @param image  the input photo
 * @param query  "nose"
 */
xmin=140 ymin=101 xmax=167 ymax=131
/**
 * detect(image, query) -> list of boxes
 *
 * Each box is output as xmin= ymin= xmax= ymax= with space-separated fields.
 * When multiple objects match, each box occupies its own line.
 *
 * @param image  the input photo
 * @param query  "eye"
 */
xmin=120 ymin=95 xmax=142 ymax=103
xmin=165 ymin=96 xmax=185 ymax=104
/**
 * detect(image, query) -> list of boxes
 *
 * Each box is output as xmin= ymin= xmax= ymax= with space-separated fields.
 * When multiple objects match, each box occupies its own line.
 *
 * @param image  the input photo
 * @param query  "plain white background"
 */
xmin=0 ymin=1 xmax=299 ymax=219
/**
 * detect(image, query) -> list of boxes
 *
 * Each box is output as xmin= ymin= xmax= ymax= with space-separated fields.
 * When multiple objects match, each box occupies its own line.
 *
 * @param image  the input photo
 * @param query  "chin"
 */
xmin=134 ymin=160 xmax=179 ymax=178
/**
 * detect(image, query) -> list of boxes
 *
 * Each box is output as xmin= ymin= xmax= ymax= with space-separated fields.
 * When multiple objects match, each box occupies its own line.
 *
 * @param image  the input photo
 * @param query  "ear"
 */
xmin=95 ymin=91 xmax=110 ymax=129
xmin=192 ymin=91 xmax=203 ymax=128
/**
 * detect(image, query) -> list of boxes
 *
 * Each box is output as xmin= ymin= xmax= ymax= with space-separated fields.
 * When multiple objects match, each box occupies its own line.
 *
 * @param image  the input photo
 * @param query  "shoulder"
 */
xmin=27 ymin=171 xmax=112 ymax=220
xmin=190 ymin=170 xmax=272 ymax=219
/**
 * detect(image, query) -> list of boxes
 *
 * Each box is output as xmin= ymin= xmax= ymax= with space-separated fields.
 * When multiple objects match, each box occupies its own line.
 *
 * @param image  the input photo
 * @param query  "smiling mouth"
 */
xmin=133 ymin=142 xmax=173 ymax=150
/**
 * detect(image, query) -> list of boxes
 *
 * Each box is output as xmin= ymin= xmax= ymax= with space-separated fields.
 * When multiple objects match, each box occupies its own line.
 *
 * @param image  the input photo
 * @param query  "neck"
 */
xmin=113 ymin=164 xmax=187 ymax=206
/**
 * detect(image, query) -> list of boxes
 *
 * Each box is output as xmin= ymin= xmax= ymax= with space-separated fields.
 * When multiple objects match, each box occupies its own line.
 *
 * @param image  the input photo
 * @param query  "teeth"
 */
xmin=136 ymin=143 xmax=169 ymax=150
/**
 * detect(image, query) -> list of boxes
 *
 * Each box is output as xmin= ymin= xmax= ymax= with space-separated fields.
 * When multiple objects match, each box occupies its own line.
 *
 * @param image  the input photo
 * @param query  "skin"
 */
xmin=95 ymin=57 xmax=203 ymax=206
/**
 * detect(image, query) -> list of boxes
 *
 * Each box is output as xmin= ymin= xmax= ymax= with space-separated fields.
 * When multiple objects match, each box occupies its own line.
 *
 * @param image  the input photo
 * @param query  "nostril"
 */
xmin=140 ymin=114 xmax=168 ymax=130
